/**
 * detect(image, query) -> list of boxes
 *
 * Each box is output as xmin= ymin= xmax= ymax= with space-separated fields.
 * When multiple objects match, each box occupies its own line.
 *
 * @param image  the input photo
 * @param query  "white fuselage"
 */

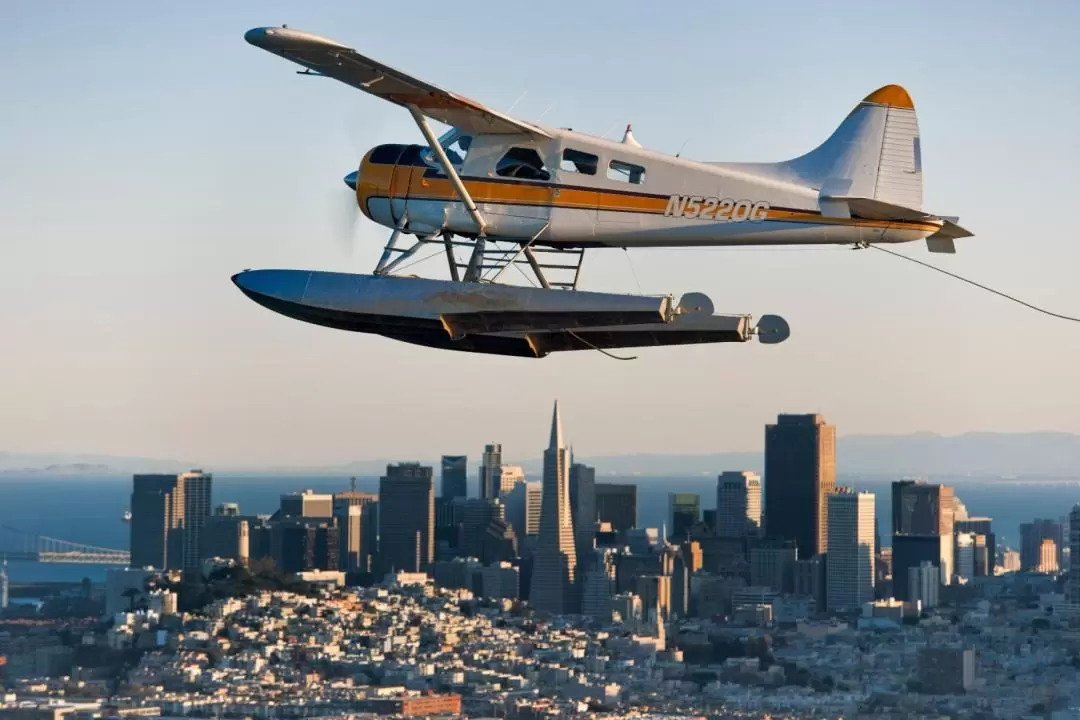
xmin=356 ymin=126 xmax=939 ymax=249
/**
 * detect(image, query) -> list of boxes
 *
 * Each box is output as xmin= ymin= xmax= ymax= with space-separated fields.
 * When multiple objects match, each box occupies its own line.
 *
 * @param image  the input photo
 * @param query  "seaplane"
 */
xmin=234 ymin=26 xmax=973 ymax=359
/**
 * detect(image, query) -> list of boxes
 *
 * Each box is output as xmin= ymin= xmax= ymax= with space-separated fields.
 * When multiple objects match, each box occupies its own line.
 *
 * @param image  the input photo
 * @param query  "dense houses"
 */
xmin=4 ymin=575 xmax=1080 ymax=719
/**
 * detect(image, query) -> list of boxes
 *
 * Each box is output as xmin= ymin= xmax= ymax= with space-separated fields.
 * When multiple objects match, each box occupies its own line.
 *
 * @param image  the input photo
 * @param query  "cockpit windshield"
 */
xmin=421 ymin=127 xmax=472 ymax=171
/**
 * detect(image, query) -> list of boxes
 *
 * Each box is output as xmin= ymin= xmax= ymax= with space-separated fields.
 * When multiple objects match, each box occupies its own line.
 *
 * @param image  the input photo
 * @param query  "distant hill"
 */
xmin=573 ymin=432 xmax=1080 ymax=477
xmin=0 ymin=452 xmax=198 ymax=475
xmin=3 ymin=431 xmax=1079 ymax=478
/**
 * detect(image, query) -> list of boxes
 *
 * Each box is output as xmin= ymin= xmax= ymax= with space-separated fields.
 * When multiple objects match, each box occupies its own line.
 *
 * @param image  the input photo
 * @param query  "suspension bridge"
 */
xmin=0 ymin=524 xmax=130 ymax=565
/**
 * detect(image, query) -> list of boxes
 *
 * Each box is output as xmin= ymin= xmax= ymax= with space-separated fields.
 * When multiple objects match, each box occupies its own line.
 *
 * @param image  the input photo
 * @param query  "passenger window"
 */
xmin=560 ymin=149 xmax=599 ymax=176
xmin=495 ymin=147 xmax=551 ymax=181
xmin=607 ymin=159 xmax=646 ymax=184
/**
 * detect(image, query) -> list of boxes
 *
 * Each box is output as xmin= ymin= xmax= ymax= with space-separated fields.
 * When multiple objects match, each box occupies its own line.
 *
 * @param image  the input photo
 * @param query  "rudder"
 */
xmin=780 ymin=84 xmax=924 ymax=212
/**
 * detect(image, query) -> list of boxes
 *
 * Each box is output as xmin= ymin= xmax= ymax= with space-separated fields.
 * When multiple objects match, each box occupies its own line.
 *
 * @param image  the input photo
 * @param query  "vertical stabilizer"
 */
xmin=778 ymin=85 xmax=923 ymax=211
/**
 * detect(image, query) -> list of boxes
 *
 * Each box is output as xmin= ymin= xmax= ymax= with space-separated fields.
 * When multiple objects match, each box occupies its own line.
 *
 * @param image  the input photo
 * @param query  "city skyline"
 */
xmin=4 ymin=2 xmax=1080 ymax=467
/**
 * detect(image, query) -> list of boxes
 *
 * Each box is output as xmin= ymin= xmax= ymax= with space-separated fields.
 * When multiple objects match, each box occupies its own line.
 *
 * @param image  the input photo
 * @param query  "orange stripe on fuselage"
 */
xmin=357 ymin=157 xmax=942 ymax=233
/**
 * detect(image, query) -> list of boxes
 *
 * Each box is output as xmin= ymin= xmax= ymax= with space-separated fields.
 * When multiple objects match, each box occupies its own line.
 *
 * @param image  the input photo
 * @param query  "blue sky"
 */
xmin=2 ymin=1 xmax=1078 ymax=466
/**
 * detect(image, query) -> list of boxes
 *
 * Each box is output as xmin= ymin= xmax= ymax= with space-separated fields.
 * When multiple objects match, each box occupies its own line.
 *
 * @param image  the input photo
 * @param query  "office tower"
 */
xmin=636 ymin=574 xmax=672 ymax=623
xmin=378 ymin=463 xmax=435 ymax=574
xmin=826 ymin=488 xmax=875 ymax=614
xmin=0 ymin=559 xmax=8 ymax=610
xmin=955 ymin=533 xmax=975 ymax=581
xmin=891 ymin=535 xmax=943 ymax=599
xmin=955 ymin=517 xmax=995 ymax=576
xmin=668 ymin=493 xmax=701 ymax=542
xmin=971 ymin=534 xmax=989 ymax=578
xmin=716 ymin=471 xmax=762 ymax=537
xmin=499 ymin=465 xmax=525 ymax=497
xmin=1020 ymin=519 xmax=1064 ymax=571
xmin=200 ymin=511 xmax=250 ymax=565
xmin=178 ymin=470 xmax=213 ymax=573
xmin=1002 ymin=550 xmax=1021 ymax=573
xmin=570 ymin=463 xmax=597 ymax=568
xmin=334 ymin=491 xmax=378 ymax=573
xmin=671 ymin=551 xmax=690 ymax=619
xmin=479 ymin=444 xmax=502 ymax=500
xmin=455 ymin=498 xmax=517 ymax=563
xmin=595 ymin=483 xmax=637 ymax=532
xmin=480 ymin=562 xmax=520 ymax=600
xmin=891 ymin=479 xmax=955 ymax=598
xmin=764 ymin=414 xmax=836 ymax=558
xmin=909 ymin=561 xmax=940 ymax=609
xmin=1038 ymin=539 xmax=1059 ymax=573
xmin=1069 ymin=505 xmax=1080 ymax=605
xmin=530 ymin=401 xmax=578 ymax=614
xmin=580 ymin=549 xmax=617 ymax=618
xmin=893 ymin=479 xmax=955 ymax=536
xmin=280 ymin=490 xmax=333 ymax=519
xmin=441 ymin=455 xmax=468 ymax=500
xmin=269 ymin=518 xmax=339 ymax=573
xmin=749 ymin=538 xmax=797 ymax=593
xmin=130 ymin=474 xmax=184 ymax=569
xmin=794 ymin=554 xmax=824 ymax=605
xmin=504 ymin=481 xmax=542 ymax=542
xmin=918 ymin=647 xmax=976 ymax=694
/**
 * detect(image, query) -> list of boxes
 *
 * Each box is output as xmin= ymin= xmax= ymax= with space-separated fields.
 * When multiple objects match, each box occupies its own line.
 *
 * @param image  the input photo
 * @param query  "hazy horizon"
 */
xmin=4 ymin=1 xmax=1079 ymax=466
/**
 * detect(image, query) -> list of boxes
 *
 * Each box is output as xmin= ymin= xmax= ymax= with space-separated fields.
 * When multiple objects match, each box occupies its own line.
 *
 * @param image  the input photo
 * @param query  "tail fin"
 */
xmin=781 ymin=85 xmax=923 ymax=211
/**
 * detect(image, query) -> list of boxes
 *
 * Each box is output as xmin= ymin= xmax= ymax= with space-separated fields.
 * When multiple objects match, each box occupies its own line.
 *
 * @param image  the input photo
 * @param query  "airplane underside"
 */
xmin=233 ymin=270 xmax=788 ymax=358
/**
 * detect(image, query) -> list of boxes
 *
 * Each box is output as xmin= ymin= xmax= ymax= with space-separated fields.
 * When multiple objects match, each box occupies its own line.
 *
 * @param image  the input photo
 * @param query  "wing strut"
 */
xmin=406 ymin=104 xmax=487 ymax=237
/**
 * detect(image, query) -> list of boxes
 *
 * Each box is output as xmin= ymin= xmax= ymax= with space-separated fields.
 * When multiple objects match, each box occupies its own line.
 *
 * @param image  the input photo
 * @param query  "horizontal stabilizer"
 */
xmin=926 ymin=237 xmax=956 ymax=254
xmin=820 ymin=195 xmax=931 ymax=221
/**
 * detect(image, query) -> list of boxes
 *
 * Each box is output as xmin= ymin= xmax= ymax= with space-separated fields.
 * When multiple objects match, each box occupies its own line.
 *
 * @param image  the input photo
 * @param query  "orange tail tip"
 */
xmin=862 ymin=84 xmax=914 ymax=109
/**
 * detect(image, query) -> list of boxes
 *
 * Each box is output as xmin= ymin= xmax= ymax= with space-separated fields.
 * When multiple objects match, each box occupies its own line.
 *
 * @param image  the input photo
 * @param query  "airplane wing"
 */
xmin=245 ymin=27 xmax=550 ymax=138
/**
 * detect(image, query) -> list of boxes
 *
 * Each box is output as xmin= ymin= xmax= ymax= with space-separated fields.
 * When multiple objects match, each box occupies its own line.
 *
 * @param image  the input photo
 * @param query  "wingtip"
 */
xmin=862 ymin=84 xmax=914 ymax=110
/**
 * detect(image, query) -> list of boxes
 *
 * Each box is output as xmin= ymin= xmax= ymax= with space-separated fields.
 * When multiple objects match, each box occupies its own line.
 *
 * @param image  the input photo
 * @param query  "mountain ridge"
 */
xmin=3 ymin=430 xmax=1080 ymax=477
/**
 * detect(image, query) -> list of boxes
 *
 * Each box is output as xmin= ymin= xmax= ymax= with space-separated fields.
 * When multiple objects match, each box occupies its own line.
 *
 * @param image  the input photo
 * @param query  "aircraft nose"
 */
xmin=344 ymin=171 xmax=359 ymax=191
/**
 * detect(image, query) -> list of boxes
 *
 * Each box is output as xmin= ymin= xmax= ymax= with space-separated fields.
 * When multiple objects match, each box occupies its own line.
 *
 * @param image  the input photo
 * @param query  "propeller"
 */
xmin=327 ymin=103 xmax=376 ymax=258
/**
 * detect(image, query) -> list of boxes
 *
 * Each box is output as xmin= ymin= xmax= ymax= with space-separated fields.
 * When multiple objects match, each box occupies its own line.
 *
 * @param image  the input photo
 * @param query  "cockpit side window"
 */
xmin=560 ymin=149 xmax=599 ymax=176
xmin=443 ymin=135 xmax=472 ymax=166
xmin=420 ymin=131 xmax=472 ymax=176
xmin=495 ymin=147 xmax=551 ymax=181
xmin=607 ymin=159 xmax=646 ymax=185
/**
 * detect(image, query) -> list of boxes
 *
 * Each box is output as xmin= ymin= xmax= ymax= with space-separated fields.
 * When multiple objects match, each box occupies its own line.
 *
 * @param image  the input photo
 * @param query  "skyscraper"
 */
xmin=441 ymin=455 xmax=468 ymax=500
xmin=0 ymin=559 xmax=8 ymax=611
xmin=499 ymin=465 xmax=525 ymax=497
xmin=955 ymin=517 xmax=995 ymax=576
xmin=1020 ymin=519 xmax=1064 ymax=571
xmin=280 ymin=490 xmax=332 ymax=518
xmin=595 ymin=483 xmax=637 ymax=532
xmin=333 ymin=491 xmax=378 ymax=573
xmin=479 ymin=444 xmax=502 ymax=500
xmin=178 ymin=470 xmax=212 ymax=573
xmin=570 ymin=463 xmax=597 ymax=566
xmin=130 ymin=474 xmax=184 ymax=570
xmin=1038 ymin=539 xmax=1059 ymax=574
xmin=1069 ymin=505 xmax=1080 ymax=606
xmin=891 ymin=479 xmax=955 ymax=599
xmin=826 ymin=488 xmax=875 ymax=614
xmin=667 ymin=493 xmax=701 ymax=542
xmin=378 ymin=463 xmax=435 ymax=574
xmin=530 ymin=401 xmax=578 ymax=614
xmin=716 ymin=471 xmax=762 ymax=537
xmin=505 ymin=481 xmax=542 ymax=541
xmin=764 ymin=414 xmax=836 ymax=559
